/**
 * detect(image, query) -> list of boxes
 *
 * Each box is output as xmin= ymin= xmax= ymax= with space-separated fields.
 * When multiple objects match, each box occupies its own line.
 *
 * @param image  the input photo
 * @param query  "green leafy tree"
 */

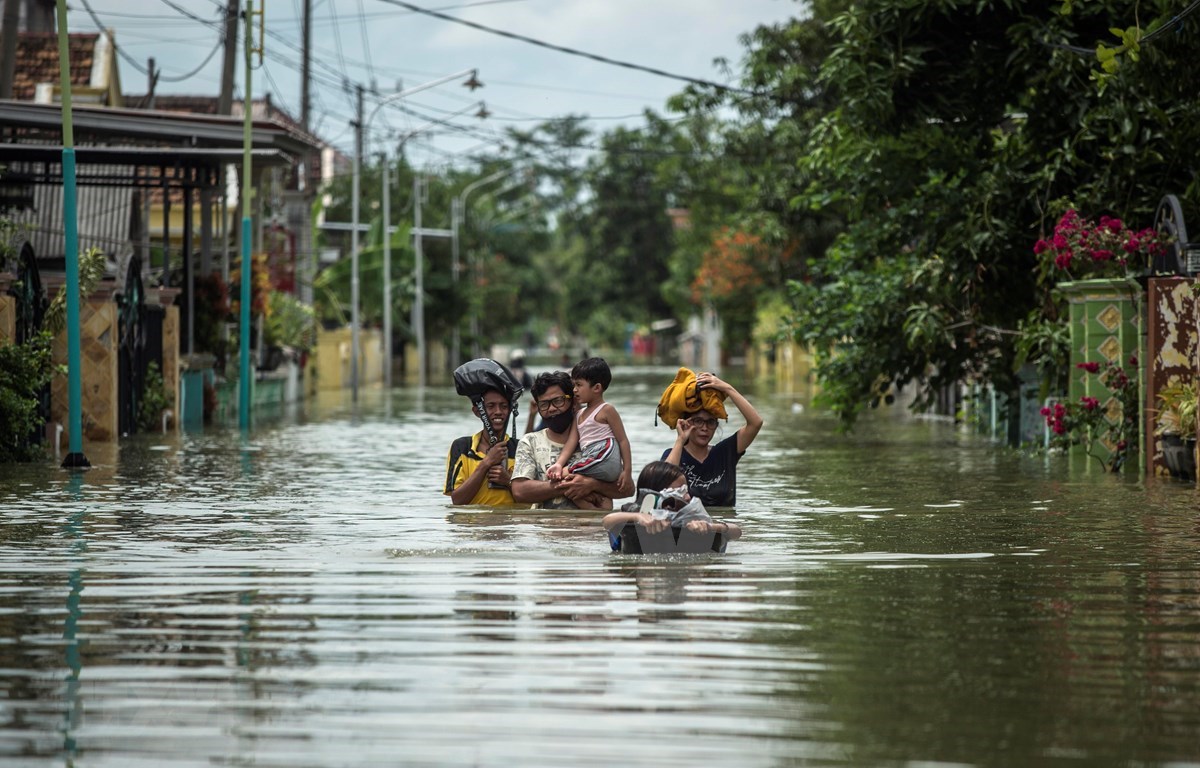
xmin=695 ymin=0 xmax=1199 ymax=428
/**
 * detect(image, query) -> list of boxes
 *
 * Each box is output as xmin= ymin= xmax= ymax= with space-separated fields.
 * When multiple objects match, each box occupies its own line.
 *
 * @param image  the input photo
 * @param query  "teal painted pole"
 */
xmin=238 ymin=0 xmax=254 ymax=430
xmin=56 ymin=0 xmax=89 ymax=469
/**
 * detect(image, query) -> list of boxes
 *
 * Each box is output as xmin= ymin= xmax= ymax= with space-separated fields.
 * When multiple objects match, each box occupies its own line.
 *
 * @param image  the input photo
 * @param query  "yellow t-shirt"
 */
xmin=443 ymin=431 xmax=518 ymax=506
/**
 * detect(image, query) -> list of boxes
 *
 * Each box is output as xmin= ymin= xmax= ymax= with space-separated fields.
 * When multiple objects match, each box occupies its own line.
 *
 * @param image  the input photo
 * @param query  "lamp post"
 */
xmin=53 ymin=0 xmax=88 ymax=468
xmin=380 ymin=102 xmax=485 ymax=388
xmin=452 ymin=167 xmax=526 ymax=363
xmin=350 ymin=68 xmax=480 ymax=400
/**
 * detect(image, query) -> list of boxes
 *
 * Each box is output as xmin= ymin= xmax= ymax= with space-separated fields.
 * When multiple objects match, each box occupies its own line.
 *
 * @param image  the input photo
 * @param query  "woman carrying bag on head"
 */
xmin=659 ymin=370 xmax=763 ymax=508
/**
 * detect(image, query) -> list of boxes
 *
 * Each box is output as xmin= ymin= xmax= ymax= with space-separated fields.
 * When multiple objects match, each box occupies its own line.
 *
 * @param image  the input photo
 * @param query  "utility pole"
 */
xmin=238 ymin=0 xmax=260 ymax=429
xmin=146 ymin=57 xmax=158 ymax=108
xmin=350 ymin=84 xmax=363 ymax=401
xmin=218 ymin=0 xmax=240 ymax=115
xmin=0 ymin=0 xmax=20 ymax=100
xmin=301 ymin=0 xmax=311 ymax=131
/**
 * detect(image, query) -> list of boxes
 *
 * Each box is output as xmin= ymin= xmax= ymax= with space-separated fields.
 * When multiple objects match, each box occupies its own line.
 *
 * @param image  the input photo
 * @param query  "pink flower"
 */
xmin=1034 ymin=239 xmax=1049 ymax=255
xmin=1052 ymin=421 xmax=1066 ymax=435
xmin=1089 ymin=249 xmax=1113 ymax=262
xmin=1081 ymin=396 xmax=1099 ymax=411
xmin=1040 ymin=406 xmax=1051 ymax=417
xmin=1076 ymin=362 xmax=1100 ymax=374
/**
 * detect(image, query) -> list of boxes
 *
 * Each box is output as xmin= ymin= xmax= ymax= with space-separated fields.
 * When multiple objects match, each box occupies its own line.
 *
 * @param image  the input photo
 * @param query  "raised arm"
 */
xmin=700 ymin=373 xmax=763 ymax=454
xmin=524 ymin=396 xmax=536 ymax=434
xmin=664 ymin=418 xmax=695 ymax=465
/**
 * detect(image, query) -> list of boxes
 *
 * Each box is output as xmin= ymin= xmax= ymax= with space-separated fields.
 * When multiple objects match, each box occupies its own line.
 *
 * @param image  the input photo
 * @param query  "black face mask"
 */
xmin=541 ymin=409 xmax=574 ymax=434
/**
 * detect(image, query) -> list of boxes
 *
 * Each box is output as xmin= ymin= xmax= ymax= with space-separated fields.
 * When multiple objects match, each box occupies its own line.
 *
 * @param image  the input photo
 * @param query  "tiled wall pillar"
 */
xmin=1059 ymin=278 xmax=1142 ymax=468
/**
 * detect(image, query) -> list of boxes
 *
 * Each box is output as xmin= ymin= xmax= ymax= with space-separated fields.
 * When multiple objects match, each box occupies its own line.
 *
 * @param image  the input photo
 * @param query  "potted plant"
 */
xmin=1154 ymin=380 xmax=1199 ymax=480
xmin=1034 ymin=208 xmax=1167 ymax=281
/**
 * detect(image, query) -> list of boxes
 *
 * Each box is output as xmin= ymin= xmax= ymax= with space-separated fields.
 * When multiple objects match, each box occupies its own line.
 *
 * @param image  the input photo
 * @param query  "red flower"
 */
xmin=1081 ymin=396 xmax=1100 ymax=411
xmin=1076 ymin=362 xmax=1100 ymax=374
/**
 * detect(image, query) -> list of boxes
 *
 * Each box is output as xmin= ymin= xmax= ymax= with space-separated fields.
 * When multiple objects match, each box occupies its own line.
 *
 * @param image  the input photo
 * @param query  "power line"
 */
xmin=77 ymin=0 xmax=150 ymax=74
xmin=375 ymin=0 xmax=761 ymax=96
xmin=1042 ymin=0 xmax=1200 ymax=55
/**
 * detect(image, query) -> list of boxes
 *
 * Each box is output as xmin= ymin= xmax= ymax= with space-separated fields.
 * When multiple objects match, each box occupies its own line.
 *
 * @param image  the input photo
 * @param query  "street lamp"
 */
xmin=380 ymin=102 xmax=485 ymax=388
xmin=451 ymin=167 xmax=527 ymax=362
xmin=350 ymin=68 xmax=480 ymax=401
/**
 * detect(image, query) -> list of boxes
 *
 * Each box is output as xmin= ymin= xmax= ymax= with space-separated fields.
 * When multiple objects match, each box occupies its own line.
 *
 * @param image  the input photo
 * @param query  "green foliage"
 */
xmin=0 ymin=330 xmax=55 ymax=463
xmin=1154 ymin=380 xmax=1199 ymax=437
xmin=700 ymin=0 xmax=1199 ymax=429
xmin=43 ymin=247 xmax=106 ymax=334
xmin=136 ymin=361 xmax=169 ymax=434
xmin=1013 ymin=311 xmax=1071 ymax=400
xmin=1042 ymin=359 xmax=1138 ymax=471
xmin=265 ymin=290 xmax=316 ymax=352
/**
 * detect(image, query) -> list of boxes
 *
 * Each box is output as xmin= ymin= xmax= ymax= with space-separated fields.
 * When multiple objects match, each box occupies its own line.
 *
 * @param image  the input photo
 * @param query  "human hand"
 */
xmin=638 ymin=513 xmax=671 ymax=534
xmin=683 ymin=520 xmax=709 ymax=533
xmin=619 ymin=470 xmax=638 ymax=494
xmin=487 ymin=462 xmax=511 ymax=487
xmin=558 ymin=473 xmax=587 ymax=500
xmin=675 ymin=418 xmax=695 ymax=444
xmin=483 ymin=440 xmax=508 ymax=468
xmin=546 ymin=464 xmax=564 ymax=481
xmin=697 ymin=372 xmax=731 ymax=394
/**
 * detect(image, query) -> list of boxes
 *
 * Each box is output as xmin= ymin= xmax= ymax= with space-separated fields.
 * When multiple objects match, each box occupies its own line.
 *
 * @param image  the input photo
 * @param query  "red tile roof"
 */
xmin=13 ymin=32 xmax=98 ymax=101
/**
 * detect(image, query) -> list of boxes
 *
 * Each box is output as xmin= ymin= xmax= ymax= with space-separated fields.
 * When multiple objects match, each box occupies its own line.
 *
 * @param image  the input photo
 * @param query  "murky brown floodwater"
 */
xmin=1 ymin=366 xmax=1198 ymax=767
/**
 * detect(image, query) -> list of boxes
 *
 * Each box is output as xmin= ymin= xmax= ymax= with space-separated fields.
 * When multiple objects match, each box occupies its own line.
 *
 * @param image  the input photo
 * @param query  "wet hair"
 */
xmin=571 ymin=357 xmax=611 ymax=390
xmin=636 ymin=461 xmax=685 ymax=493
xmin=531 ymin=370 xmax=572 ymax=399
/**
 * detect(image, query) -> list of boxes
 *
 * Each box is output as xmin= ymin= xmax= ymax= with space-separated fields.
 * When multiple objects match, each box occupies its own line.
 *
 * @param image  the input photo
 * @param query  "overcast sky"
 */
xmin=67 ymin=0 xmax=801 ymax=166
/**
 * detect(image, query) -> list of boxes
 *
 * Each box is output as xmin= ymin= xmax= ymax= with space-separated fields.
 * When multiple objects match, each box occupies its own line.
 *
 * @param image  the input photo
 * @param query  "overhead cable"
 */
xmin=375 ymin=0 xmax=761 ymax=96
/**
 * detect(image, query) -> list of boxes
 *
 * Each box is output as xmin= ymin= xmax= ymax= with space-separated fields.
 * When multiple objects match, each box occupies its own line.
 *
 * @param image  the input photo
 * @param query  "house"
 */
xmin=0 ymin=7 xmax=354 ymax=448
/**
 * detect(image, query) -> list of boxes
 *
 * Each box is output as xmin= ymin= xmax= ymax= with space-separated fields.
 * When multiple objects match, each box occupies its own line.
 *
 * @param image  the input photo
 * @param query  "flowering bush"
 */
xmin=1034 ymin=209 xmax=1166 ymax=279
xmin=1042 ymin=356 xmax=1139 ymax=471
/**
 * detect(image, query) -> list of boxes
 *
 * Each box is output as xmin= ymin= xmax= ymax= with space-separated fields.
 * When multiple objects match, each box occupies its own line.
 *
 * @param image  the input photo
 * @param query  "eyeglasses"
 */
xmin=688 ymin=416 xmax=718 ymax=429
xmin=536 ymin=394 xmax=572 ymax=413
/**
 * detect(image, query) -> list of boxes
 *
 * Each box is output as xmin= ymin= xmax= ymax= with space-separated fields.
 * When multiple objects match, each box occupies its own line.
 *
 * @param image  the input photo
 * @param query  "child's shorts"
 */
xmin=567 ymin=437 xmax=622 ymax=483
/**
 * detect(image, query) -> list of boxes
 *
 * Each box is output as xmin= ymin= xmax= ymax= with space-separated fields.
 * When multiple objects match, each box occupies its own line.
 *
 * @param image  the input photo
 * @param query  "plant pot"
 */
xmin=1161 ymin=434 xmax=1197 ymax=481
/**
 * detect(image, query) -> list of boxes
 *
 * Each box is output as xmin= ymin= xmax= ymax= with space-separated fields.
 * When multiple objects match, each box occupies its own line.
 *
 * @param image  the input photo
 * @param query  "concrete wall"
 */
xmin=51 ymin=297 xmax=118 ymax=442
xmin=313 ymin=325 xmax=382 ymax=391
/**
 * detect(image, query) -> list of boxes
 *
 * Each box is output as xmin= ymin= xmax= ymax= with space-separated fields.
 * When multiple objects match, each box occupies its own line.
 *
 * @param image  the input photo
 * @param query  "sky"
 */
xmin=66 ymin=0 xmax=802 ymax=167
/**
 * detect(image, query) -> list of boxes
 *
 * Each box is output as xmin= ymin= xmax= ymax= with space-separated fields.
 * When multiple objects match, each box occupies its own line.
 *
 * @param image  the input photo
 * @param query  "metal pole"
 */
xmin=453 ymin=168 xmax=521 ymax=362
xmin=354 ymin=73 xmax=479 ymax=390
xmin=413 ymin=175 xmax=426 ymax=388
xmin=55 ymin=0 xmax=88 ymax=468
xmin=381 ymin=153 xmax=392 ymax=388
xmin=238 ymin=0 xmax=254 ymax=429
xmin=350 ymin=84 xmax=362 ymax=401
xmin=450 ymin=197 xmax=460 ymax=367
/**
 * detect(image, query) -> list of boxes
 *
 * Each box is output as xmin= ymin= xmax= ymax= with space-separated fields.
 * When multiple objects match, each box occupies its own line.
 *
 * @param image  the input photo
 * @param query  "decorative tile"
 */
xmin=1096 ymin=304 xmax=1123 ymax=331
xmin=1098 ymin=336 xmax=1122 ymax=362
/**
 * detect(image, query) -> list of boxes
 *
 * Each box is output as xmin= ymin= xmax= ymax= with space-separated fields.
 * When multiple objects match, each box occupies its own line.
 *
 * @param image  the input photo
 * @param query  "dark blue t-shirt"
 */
xmin=661 ymin=433 xmax=742 ymax=508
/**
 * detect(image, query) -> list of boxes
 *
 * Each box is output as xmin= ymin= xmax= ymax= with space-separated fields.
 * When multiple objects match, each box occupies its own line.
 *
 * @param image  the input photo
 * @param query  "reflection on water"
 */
xmin=2 ymin=368 xmax=1200 ymax=766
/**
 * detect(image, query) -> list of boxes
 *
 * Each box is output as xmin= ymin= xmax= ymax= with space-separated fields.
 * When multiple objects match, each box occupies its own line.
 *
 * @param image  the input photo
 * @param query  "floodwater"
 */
xmin=1 ymin=366 xmax=1199 ymax=767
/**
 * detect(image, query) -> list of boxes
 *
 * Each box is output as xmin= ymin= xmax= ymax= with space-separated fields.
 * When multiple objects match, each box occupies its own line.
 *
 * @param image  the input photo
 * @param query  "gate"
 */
xmin=11 ymin=243 xmax=50 ymax=447
xmin=118 ymin=256 xmax=146 ymax=435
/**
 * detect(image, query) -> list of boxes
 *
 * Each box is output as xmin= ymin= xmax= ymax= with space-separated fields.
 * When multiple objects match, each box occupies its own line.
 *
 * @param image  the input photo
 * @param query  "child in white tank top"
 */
xmin=546 ymin=358 xmax=633 ymax=507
